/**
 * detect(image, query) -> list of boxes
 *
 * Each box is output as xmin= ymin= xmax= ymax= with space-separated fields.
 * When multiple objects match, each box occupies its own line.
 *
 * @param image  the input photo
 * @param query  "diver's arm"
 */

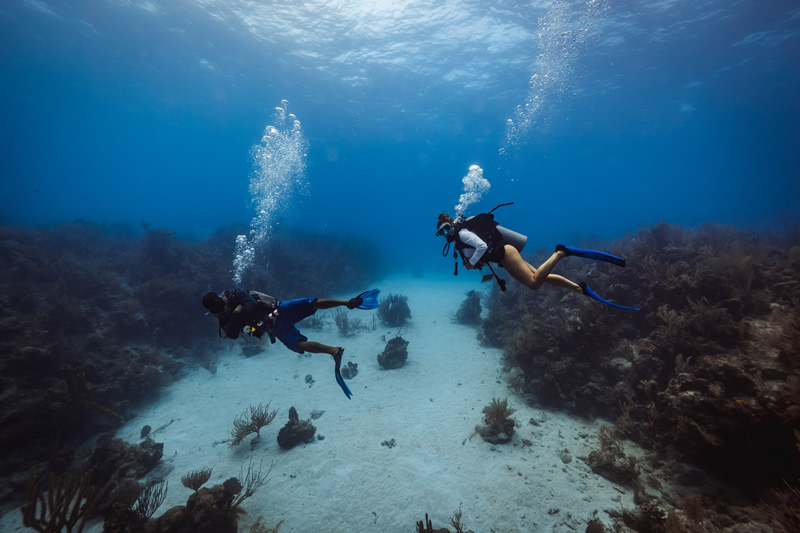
xmin=458 ymin=229 xmax=488 ymax=266
xmin=229 ymin=288 xmax=258 ymax=315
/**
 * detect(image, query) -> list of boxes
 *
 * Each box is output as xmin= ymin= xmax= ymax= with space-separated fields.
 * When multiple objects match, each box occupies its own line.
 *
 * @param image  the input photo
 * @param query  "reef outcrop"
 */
xmin=482 ymin=221 xmax=800 ymax=530
xmin=475 ymin=397 xmax=516 ymax=444
xmin=277 ymin=407 xmax=317 ymax=449
xmin=378 ymin=335 xmax=409 ymax=370
xmin=0 ymin=221 xmax=381 ymax=509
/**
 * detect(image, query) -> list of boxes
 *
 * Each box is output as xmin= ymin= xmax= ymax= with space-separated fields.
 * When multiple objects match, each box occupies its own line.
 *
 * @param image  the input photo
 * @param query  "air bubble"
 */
xmin=233 ymin=100 xmax=309 ymax=285
xmin=454 ymin=165 xmax=490 ymax=218
xmin=502 ymin=0 xmax=606 ymax=153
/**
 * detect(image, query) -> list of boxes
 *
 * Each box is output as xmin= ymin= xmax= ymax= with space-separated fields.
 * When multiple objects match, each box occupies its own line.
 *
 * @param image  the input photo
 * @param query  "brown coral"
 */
xmin=181 ymin=468 xmax=213 ymax=492
xmin=475 ymin=397 xmax=516 ymax=444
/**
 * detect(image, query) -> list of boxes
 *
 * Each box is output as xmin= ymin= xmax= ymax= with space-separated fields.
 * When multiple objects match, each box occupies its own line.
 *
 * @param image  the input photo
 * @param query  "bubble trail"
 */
xmin=502 ymin=0 xmax=608 ymax=153
xmin=232 ymin=100 xmax=309 ymax=285
xmin=455 ymin=164 xmax=490 ymax=219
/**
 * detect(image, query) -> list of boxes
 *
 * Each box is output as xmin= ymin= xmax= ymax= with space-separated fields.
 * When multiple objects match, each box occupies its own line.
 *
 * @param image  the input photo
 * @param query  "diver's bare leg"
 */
xmin=296 ymin=340 xmax=339 ymax=356
xmin=523 ymin=261 xmax=581 ymax=291
xmin=503 ymin=245 xmax=574 ymax=291
xmin=544 ymin=274 xmax=581 ymax=291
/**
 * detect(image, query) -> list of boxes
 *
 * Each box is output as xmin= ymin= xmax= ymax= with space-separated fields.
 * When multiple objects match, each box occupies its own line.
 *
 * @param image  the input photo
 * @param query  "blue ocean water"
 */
xmin=2 ymin=0 xmax=798 ymax=274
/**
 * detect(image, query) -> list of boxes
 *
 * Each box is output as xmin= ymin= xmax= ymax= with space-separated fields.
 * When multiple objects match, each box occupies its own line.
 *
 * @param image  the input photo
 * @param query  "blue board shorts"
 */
xmin=273 ymin=298 xmax=317 ymax=353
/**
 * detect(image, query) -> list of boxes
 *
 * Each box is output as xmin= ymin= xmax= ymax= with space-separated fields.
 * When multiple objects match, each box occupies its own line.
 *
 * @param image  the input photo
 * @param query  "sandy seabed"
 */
xmin=3 ymin=275 xmax=636 ymax=533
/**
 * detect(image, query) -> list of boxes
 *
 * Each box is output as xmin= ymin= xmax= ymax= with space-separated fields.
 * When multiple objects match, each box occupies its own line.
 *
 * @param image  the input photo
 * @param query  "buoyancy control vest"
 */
xmin=443 ymin=202 xmax=526 ymax=292
xmin=453 ymin=213 xmax=506 ymax=265
xmin=217 ymin=289 xmax=280 ymax=343
xmin=247 ymin=290 xmax=279 ymax=343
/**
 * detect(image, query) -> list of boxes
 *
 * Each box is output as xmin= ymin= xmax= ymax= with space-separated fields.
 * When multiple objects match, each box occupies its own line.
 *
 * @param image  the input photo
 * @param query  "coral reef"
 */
xmin=482 ymin=221 xmax=800 ymax=528
xmin=104 ymin=459 xmax=272 ymax=533
xmin=377 ymin=293 xmax=412 ymax=327
xmin=107 ymin=478 xmax=143 ymax=510
xmin=21 ymin=466 xmax=113 ymax=533
xmin=132 ymin=478 xmax=169 ymax=521
xmin=586 ymin=426 xmax=637 ymax=486
xmin=475 ymin=397 xmax=516 ymax=444
xmin=105 ymin=482 xmax=238 ymax=533
xmin=599 ymin=466 xmax=793 ymax=532
xmin=0 ymin=221 xmax=381 ymax=509
xmin=18 ymin=429 xmax=169 ymax=532
xmin=88 ymin=432 xmax=164 ymax=487
xmin=276 ymin=407 xmax=316 ymax=450
xmin=378 ymin=334 xmax=409 ymax=370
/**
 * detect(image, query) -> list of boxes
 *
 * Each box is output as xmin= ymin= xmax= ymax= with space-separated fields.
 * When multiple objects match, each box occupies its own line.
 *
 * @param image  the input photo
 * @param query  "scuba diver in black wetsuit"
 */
xmin=435 ymin=203 xmax=640 ymax=310
xmin=202 ymin=288 xmax=381 ymax=398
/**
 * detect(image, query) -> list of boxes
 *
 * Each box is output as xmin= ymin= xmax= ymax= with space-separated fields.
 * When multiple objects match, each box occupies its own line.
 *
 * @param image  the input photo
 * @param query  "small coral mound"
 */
xmin=475 ymin=397 xmax=516 ymax=444
xmin=416 ymin=508 xmax=474 ymax=533
xmin=378 ymin=335 xmax=409 ymax=370
xmin=377 ymin=293 xmax=412 ymax=327
xmin=586 ymin=426 xmax=637 ymax=486
xmin=277 ymin=407 xmax=316 ymax=449
xmin=340 ymin=361 xmax=358 ymax=379
xmin=453 ymin=290 xmax=482 ymax=325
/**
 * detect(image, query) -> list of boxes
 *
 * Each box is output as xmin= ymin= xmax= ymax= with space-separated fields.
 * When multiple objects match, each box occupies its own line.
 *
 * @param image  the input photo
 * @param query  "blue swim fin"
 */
xmin=333 ymin=348 xmax=353 ymax=399
xmin=351 ymin=288 xmax=380 ymax=310
xmin=336 ymin=373 xmax=352 ymax=400
xmin=557 ymin=244 xmax=626 ymax=268
xmin=580 ymin=282 xmax=641 ymax=311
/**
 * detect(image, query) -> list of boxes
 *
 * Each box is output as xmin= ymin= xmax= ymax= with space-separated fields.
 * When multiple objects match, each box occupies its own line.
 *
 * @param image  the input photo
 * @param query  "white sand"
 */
xmin=3 ymin=275 xmax=635 ymax=533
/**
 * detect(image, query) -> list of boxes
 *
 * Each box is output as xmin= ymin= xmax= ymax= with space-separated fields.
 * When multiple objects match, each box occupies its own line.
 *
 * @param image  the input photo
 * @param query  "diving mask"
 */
xmin=436 ymin=223 xmax=453 ymax=237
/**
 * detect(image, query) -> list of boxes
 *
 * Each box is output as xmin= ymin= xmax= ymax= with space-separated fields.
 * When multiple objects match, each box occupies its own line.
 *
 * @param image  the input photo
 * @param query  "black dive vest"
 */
xmin=453 ymin=213 xmax=506 ymax=266
xmin=445 ymin=202 xmax=515 ymax=291
xmin=218 ymin=290 xmax=279 ymax=343
xmin=248 ymin=291 xmax=279 ymax=344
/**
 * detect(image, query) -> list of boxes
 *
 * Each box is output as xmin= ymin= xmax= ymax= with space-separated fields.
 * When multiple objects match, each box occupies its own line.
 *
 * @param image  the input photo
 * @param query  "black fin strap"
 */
xmin=486 ymin=263 xmax=507 ymax=292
